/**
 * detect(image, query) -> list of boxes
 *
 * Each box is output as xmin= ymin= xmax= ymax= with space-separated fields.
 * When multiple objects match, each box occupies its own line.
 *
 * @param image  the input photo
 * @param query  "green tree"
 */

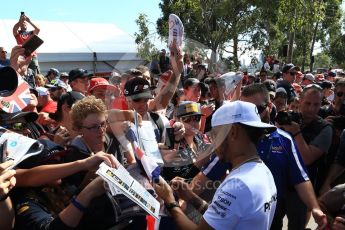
xmin=156 ymin=0 xmax=259 ymax=70
xmin=134 ymin=14 xmax=159 ymax=64
xmin=313 ymin=52 xmax=332 ymax=69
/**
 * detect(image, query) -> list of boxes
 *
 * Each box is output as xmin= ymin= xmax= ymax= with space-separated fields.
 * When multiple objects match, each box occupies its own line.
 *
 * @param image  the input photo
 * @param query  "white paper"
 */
xmin=137 ymin=121 xmax=164 ymax=165
xmin=96 ymin=163 xmax=160 ymax=220
xmin=168 ymin=14 xmax=184 ymax=48
xmin=0 ymin=127 xmax=44 ymax=169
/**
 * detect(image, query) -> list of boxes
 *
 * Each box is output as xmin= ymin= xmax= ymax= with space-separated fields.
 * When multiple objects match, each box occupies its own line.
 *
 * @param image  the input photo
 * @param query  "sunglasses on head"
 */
xmin=257 ymin=103 xmax=268 ymax=114
xmin=181 ymin=115 xmax=202 ymax=123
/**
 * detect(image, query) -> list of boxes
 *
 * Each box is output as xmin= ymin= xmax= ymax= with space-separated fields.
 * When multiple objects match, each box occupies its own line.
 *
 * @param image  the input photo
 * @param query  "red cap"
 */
xmin=88 ymin=77 xmax=117 ymax=93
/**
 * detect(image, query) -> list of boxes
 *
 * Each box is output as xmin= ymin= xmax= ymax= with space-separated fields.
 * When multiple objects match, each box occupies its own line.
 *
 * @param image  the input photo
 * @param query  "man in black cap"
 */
xmin=276 ymin=63 xmax=297 ymax=104
xmin=46 ymin=68 xmax=59 ymax=83
xmin=124 ymin=77 xmax=185 ymax=144
xmin=68 ymin=68 xmax=91 ymax=95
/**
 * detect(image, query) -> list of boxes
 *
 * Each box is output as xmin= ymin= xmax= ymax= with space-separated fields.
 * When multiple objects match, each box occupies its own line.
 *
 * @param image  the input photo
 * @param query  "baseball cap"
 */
xmin=282 ymin=63 xmax=296 ymax=73
xmin=88 ymin=77 xmax=117 ymax=93
xmin=320 ymin=81 xmax=333 ymax=89
xmin=304 ymin=73 xmax=315 ymax=82
xmin=59 ymin=72 xmax=69 ymax=79
xmin=176 ymin=101 xmax=204 ymax=118
xmin=328 ymin=70 xmax=336 ymax=77
xmin=0 ymin=111 xmax=38 ymax=125
xmin=183 ymin=78 xmax=201 ymax=89
xmin=0 ymin=66 xmax=18 ymax=97
xmin=36 ymin=87 xmax=49 ymax=96
xmin=68 ymin=68 xmax=92 ymax=82
xmin=50 ymin=91 xmax=85 ymax=121
xmin=48 ymin=68 xmax=59 ymax=76
xmin=211 ymin=101 xmax=276 ymax=132
xmin=276 ymin=87 xmax=288 ymax=95
xmin=124 ymin=77 xmax=154 ymax=100
xmin=46 ymin=79 xmax=68 ymax=90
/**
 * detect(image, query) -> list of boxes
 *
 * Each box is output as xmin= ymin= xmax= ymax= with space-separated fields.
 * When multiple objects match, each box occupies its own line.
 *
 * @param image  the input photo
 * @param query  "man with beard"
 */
xmin=154 ymin=100 xmax=278 ymax=230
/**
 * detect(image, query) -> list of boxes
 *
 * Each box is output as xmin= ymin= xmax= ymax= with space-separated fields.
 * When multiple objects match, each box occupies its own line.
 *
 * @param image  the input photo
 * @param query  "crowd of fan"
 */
xmin=1 ymin=13 xmax=345 ymax=230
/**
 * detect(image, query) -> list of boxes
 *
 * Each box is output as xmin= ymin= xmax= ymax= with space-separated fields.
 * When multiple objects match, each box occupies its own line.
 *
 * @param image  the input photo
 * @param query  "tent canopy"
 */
xmin=0 ymin=19 xmax=143 ymax=73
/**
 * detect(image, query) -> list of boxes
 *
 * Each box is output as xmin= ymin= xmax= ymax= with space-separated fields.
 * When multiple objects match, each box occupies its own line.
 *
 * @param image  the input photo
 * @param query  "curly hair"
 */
xmin=70 ymin=96 xmax=107 ymax=130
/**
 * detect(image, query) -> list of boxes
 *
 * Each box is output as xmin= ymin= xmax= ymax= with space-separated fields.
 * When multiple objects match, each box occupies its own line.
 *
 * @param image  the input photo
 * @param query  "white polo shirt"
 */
xmin=203 ymin=161 xmax=277 ymax=230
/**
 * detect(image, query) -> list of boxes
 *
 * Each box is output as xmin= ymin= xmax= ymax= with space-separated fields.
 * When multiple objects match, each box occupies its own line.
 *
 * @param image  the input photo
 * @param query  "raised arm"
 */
xmin=25 ymin=16 xmax=40 ymax=35
xmin=149 ymin=42 xmax=183 ymax=111
xmin=12 ymin=17 xmax=24 ymax=37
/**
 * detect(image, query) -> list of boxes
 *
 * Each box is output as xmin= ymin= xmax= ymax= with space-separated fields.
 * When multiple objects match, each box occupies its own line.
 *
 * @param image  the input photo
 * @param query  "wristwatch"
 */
xmin=165 ymin=201 xmax=180 ymax=212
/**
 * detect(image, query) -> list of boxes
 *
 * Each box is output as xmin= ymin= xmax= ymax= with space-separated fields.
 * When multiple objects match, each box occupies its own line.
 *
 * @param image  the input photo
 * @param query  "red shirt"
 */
xmin=41 ymin=100 xmax=57 ymax=114
xmin=15 ymin=31 xmax=37 ymax=56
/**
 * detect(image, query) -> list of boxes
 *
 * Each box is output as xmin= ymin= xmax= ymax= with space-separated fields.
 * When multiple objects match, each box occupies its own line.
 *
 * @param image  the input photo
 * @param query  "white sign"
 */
xmin=97 ymin=163 xmax=161 ymax=220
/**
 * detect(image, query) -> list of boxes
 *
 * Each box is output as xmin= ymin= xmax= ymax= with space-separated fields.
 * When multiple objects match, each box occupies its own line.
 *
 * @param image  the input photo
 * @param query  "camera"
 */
xmin=165 ymin=127 xmax=175 ymax=150
xmin=275 ymin=111 xmax=301 ymax=125
xmin=21 ymin=12 xmax=25 ymax=16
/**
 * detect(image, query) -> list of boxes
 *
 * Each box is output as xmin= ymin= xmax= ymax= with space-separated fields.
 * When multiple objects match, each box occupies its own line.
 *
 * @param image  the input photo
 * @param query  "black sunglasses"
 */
xmin=289 ymin=71 xmax=296 ymax=76
xmin=181 ymin=115 xmax=202 ymax=123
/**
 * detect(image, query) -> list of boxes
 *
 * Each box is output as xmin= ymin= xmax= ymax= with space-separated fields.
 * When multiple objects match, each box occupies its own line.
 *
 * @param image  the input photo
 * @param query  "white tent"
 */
xmin=0 ymin=19 xmax=144 ymax=75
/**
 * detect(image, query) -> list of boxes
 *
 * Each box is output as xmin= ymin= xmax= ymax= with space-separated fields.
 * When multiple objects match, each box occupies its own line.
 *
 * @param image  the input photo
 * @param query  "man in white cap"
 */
xmin=154 ymin=100 xmax=278 ymax=230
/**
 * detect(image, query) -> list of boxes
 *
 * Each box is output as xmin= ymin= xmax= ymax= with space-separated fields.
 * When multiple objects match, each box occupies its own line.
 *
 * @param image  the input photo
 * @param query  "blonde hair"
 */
xmin=70 ymin=96 xmax=107 ymax=130
xmin=35 ymin=74 xmax=46 ymax=87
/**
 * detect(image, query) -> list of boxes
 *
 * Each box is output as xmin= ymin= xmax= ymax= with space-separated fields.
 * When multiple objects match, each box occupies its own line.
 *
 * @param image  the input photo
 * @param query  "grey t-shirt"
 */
xmin=310 ymin=125 xmax=333 ymax=153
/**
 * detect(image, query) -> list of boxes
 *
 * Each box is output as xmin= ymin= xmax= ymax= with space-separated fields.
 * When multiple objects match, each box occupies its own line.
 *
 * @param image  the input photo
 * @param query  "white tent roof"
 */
xmin=0 ymin=19 xmax=140 ymax=62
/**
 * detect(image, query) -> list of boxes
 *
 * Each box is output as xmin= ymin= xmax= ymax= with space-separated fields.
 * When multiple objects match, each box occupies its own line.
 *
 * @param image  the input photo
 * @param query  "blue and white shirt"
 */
xmin=202 ymin=128 xmax=309 ymax=199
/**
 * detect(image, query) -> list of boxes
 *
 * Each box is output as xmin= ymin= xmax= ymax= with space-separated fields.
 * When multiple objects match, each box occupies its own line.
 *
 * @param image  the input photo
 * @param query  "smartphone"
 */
xmin=22 ymin=34 xmax=44 ymax=57
xmin=165 ymin=127 xmax=175 ymax=150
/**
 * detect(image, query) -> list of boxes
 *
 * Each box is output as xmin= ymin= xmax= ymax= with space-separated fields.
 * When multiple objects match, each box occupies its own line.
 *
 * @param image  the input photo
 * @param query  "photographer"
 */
xmin=13 ymin=12 xmax=41 ymax=74
xmin=278 ymin=84 xmax=333 ymax=195
xmin=319 ymin=80 xmax=345 ymax=119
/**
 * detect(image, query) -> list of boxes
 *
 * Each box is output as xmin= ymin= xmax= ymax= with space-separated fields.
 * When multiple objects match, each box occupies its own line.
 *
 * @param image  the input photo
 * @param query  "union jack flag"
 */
xmin=0 ymin=78 xmax=31 ymax=113
xmin=125 ymin=128 xmax=161 ymax=183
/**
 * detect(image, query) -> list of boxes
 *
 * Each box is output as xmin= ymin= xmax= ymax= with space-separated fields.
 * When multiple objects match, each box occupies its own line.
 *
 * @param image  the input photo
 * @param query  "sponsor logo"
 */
xmin=218 ymin=196 xmax=231 ymax=206
xmin=271 ymin=146 xmax=283 ymax=153
xmin=214 ymin=201 xmax=227 ymax=211
xmin=264 ymin=193 xmax=277 ymax=212
xmin=221 ymin=190 xmax=237 ymax=199
xmin=211 ymin=204 xmax=226 ymax=218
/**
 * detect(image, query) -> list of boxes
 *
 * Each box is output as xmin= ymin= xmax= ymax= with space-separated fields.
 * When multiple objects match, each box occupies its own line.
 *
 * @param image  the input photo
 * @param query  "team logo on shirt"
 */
xmin=264 ymin=194 xmax=277 ymax=212
xmin=271 ymin=146 xmax=283 ymax=154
